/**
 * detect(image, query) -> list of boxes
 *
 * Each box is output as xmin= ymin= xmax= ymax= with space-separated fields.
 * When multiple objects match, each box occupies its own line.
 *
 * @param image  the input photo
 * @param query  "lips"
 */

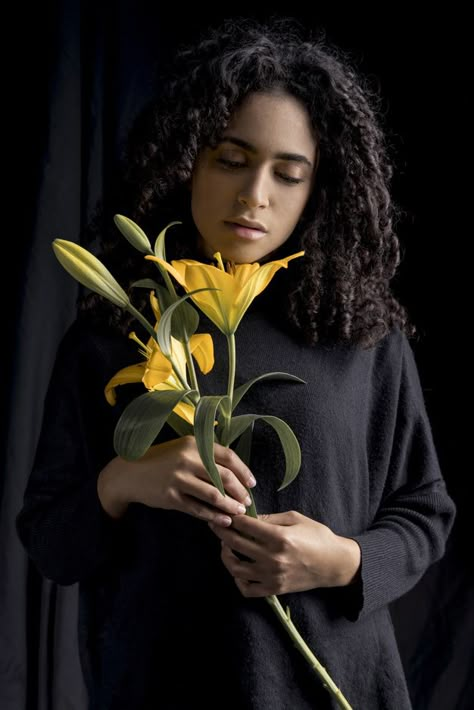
xmin=224 ymin=222 xmax=267 ymax=241
xmin=226 ymin=218 xmax=267 ymax=232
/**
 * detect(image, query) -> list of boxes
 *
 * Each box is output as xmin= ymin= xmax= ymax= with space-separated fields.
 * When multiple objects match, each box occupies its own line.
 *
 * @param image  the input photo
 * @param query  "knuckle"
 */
xmin=194 ymin=506 xmax=211 ymax=521
xmin=222 ymin=447 xmax=236 ymax=467
xmin=209 ymin=488 xmax=223 ymax=506
xmin=272 ymin=556 xmax=286 ymax=574
xmin=219 ymin=467 xmax=230 ymax=481
xmin=273 ymin=532 xmax=288 ymax=554
xmin=173 ymin=470 xmax=186 ymax=487
xmin=167 ymin=487 xmax=179 ymax=503
xmin=274 ymin=577 xmax=286 ymax=595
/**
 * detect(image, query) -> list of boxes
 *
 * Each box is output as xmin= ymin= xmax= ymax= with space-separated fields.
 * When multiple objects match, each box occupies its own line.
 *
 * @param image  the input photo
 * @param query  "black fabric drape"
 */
xmin=3 ymin=3 xmax=471 ymax=709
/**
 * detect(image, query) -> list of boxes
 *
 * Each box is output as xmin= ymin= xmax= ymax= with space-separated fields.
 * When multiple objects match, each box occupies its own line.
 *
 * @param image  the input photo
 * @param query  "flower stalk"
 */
xmin=221 ymin=333 xmax=236 ymax=447
xmin=265 ymin=592 xmax=352 ymax=709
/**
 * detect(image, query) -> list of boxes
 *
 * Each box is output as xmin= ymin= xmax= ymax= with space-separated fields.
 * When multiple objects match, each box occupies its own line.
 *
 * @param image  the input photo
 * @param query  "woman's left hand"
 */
xmin=208 ymin=510 xmax=360 ymax=598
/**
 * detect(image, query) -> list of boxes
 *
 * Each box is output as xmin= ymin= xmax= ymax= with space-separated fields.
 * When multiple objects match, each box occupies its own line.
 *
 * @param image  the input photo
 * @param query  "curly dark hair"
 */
xmin=80 ymin=15 xmax=415 ymax=348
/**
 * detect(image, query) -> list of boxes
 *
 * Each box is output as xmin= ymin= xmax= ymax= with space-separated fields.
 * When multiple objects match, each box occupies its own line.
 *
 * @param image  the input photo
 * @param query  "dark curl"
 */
xmin=80 ymin=16 xmax=415 ymax=348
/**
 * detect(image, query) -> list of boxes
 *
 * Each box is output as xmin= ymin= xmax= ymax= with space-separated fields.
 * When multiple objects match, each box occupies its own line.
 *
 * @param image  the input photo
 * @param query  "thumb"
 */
xmin=258 ymin=511 xmax=299 ymax=526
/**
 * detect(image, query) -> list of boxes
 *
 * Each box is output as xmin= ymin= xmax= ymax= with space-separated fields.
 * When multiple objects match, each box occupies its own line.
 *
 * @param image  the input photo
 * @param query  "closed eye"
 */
xmin=216 ymin=158 xmax=304 ymax=185
xmin=217 ymin=158 xmax=246 ymax=168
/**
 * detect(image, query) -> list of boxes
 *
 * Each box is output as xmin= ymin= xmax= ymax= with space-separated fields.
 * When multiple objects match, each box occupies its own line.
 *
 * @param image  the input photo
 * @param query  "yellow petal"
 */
xmin=149 ymin=290 xmax=161 ymax=322
xmin=232 ymin=262 xmax=261 ymax=290
xmin=189 ymin=333 xmax=214 ymax=374
xmin=233 ymin=251 xmax=305 ymax=330
xmin=170 ymin=337 xmax=188 ymax=383
xmin=174 ymin=401 xmax=195 ymax=425
xmin=176 ymin=261 xmax=233 ymax=332
xmin=143 ymin=346 xmax=173 ymax=389
xmin=104 ymin=363 xmax=146 ymax=405
xmin=144 ymin=256 xmax=186 ymax=287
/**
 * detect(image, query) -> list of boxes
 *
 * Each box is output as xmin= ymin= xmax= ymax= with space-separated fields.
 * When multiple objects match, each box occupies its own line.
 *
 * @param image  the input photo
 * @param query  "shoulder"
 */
xmin=369 ymin=326 xmax=415 ymax=373
xmin=367 ymin=326 xmax=430 ymax=415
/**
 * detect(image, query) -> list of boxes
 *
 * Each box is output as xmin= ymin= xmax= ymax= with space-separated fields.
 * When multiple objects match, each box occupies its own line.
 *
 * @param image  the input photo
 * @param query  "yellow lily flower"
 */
xmin=104 ymin=292 xmax=214 ymax=425
xmin=145 ymin=251 xmax=305 ymax=334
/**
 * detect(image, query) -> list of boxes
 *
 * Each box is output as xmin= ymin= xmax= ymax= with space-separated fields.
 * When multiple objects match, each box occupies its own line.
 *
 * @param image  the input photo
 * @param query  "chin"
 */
xmin=221 ymin=244 xmax=272 ymax=264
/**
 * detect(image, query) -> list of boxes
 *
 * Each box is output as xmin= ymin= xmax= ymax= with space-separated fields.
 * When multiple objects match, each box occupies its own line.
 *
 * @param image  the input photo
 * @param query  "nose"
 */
xmin=237 ymin=170 xmax=270 ymax=209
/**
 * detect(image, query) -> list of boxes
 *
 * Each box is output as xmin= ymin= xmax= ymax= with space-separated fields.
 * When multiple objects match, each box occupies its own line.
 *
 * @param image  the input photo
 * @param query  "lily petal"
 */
xmin=104 ymin=363 xmax=146 ymax=405
xmin=143 ymin=346 xmax=173 ymax=389
xmin=189 ymin=333 xmax=215 ymax=374
xmin=144 ymin=256 xmax=186 ymax=287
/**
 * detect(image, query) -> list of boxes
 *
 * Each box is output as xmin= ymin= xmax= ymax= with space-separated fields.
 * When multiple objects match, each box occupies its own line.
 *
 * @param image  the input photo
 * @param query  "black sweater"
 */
xmin=16 ymin=296 xmax=457 ymax=709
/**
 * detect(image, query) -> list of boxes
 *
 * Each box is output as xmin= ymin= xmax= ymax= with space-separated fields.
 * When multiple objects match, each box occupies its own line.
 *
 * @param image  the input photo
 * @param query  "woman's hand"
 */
xmin=97 ymin=435 xmax=256 ymax=524
xmin=208 ymin=510 xmax=361 ymax=597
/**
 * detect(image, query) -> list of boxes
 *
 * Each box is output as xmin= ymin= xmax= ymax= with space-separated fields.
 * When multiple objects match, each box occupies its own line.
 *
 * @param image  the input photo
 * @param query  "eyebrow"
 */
xmin=218 ymin=136 xmax=313 ymax=168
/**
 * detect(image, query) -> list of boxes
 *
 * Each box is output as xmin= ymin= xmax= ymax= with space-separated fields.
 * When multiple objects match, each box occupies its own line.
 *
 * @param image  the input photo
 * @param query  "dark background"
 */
xmin=3 ymin=2 xmax=471 ymax=708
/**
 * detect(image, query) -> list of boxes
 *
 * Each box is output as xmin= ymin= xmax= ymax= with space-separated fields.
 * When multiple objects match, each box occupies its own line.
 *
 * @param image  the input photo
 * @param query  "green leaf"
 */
xmin=114 ymin=389 xmax=195 ymax=460
xmin=228 ymin=414 xmax=301 ymax=491
xmin=130 ymin=278 xmax=162 ymax=290
xmin=166 ymin=411 xmax=194 ymax=437
xmin=156 ymin=287 xmax=220 ymax=357
xmin=234 ymin=423 xmax=257 ymax=517
xmin=233 ymin=421 xmax=254 ymax=468
xmin=114 ymin=215 xmax=152 ymax=253
xmin=154 ymin=221 xmax=182 ymax=261
xmin=232 ymin=372 xmax=306 ymax=411
xmin=154 ymin=283 xmax=175 ymax=314
xmin=194 ymin=395 xmax=231 ymax=496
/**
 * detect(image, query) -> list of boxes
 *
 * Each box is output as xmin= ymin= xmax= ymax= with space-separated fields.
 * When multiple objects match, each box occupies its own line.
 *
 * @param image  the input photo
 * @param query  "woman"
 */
xmin=17 ymin=16 xmax=456 ymax=709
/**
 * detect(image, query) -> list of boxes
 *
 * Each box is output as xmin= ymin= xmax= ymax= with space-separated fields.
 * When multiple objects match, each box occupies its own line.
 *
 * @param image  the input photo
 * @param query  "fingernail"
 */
xmin=236 ymin=504 xmax=246 ymax=514
xmin=216 ymin=516 xmax=232 ymax=526
xmin=245 ymin=495 xmax=252 ymax=506
xmin=248 ymin=475 xmax=257 ymax=487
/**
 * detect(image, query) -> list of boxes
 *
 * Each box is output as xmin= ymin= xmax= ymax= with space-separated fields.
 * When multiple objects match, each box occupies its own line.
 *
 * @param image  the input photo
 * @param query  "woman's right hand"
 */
xmin=97 ymin=435 xmax=256 ymax=526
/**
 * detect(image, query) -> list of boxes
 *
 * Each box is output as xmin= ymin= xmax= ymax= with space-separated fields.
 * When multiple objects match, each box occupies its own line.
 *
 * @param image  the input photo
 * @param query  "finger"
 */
xmin=220 ymin=544 xmax=261 ymax=579
xmin=208 ymin=521 xmax=261 ymax=559
xmin=216 ymin=465 xmax=252 ymax=507
xmin=179 ymin=493 xmax=237 ymax=526
xmin=213 ymin=442 xmax=257 ymax=489
xmin=257 ymin=512 xmax=300 ymax=525
xmin=230 ymin=511 xmax=297 ymax=542
xmin=193 ymin=464 xmax=252 ymax=507
xmin=233 ymin=577 xmax=269 ymax=598
xmin=180 ymin=475 xmax=248 ymax=517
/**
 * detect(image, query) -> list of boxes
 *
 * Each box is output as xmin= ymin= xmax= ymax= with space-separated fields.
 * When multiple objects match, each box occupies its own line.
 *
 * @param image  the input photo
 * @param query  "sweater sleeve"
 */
xmin=340 ymin=332 xmax=457 ymax=621
xmin=16 ymin=321 xmax=131 ymax=586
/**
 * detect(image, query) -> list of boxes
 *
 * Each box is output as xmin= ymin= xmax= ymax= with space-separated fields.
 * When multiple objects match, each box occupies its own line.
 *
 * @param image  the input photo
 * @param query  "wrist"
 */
xmin=97 ymin=458 xmax=130 ymax=519
xmin=333 ymin=536 xmax=361 ymax=587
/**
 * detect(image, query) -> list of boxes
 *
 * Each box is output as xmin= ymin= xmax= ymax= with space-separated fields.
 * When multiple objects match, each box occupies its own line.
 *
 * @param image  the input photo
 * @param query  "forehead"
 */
xmin=223 ymin=92 xmax=317 ymax=159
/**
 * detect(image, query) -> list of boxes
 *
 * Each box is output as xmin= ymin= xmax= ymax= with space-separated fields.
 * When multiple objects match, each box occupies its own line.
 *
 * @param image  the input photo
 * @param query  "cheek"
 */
xmin=192 ymin=171 xmax=223 ymax=212
xmin=284 ymin=189 xmax=311 ymax=226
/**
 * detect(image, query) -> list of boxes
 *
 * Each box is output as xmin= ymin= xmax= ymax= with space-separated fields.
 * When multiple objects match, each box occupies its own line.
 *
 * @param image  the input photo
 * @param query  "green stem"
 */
xmin=183 ymin=338 xmax=200 ymax=395
xmin=126 ymin=303 xmax=157 ymax=341
xmin=264 ymin=595 xmax=353 ymax=709
xmin=160 ymin=268 xmax=178 ymax=299
xmin=221 ymin=333 xmax=236 ymax=446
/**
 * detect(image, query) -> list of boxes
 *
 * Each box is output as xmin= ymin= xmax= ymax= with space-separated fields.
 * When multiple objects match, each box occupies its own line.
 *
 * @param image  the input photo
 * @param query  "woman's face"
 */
xmin=191 ymin=91 xmax=318 ymax=264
